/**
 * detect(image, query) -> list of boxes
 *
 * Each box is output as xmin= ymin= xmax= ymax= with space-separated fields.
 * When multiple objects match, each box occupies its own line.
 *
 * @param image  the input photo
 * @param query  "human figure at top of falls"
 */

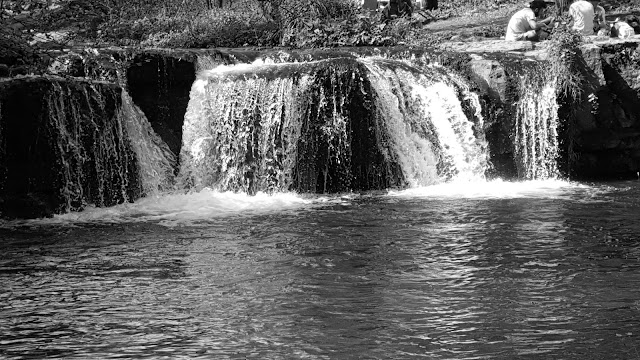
xmin=568 ymin=0 xmax=595 ymax=35
xmin=611 ymin=15 xmax=640 ymax=39
xmin=623 ymin=14 xmax=640 ymax=35
xmin=505 ymin=0 xmax=555 ymax=41
xmin=591 ymin=0 xmax=607 ymax=35
xmin=381 ymin=0 xmax=413 ymax=21
xmin=610 ymin=17 xmax=637 ymax=39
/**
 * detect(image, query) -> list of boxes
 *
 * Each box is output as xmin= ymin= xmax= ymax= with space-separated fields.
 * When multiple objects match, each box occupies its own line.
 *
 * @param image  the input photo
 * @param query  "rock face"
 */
xmin=571 ymin=40 xmax=640 ymax=179
xmin=460 ymin=38 xmax=640 ymax=180
xmin=0 ymin=77 xmax=143 ymax=219
xmin=127 ymin=53 xmax=196 ymax=158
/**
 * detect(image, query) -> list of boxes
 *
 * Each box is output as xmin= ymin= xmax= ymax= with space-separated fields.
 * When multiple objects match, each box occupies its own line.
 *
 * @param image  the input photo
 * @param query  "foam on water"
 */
xmin=1 ymin=190 xmax=317 ymax=228
xmin=387 ymin=179 xmax=593 ymax=200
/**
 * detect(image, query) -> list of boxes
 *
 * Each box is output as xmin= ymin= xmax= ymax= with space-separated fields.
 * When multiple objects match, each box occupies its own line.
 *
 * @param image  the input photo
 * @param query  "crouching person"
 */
xmin=610 ymin=18 xmax=636 ymax=39
xmin=505 ymin=0 xmax=555 ymax=41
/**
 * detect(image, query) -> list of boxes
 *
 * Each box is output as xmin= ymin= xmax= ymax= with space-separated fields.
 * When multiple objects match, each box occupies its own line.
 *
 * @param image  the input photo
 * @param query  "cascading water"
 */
xmin=514 ymin=74 xmax=560 ymax=180
xmin=362 ymin=59 xmax=488 ymax=185
xmin=43 ymin=81 xmax=147 ymax=212
xmin=119 ymin=90 xmax=176 ymax=196
xmin=178 ymin=56 xmax=489 ymax=194
xmin=19 ymin=80 xmax=143 ymax=212
xmin=0 ymin=77 xmax=178 ymax=218
xmin=179 ymin=62 xmax=309 ymax=194
xmin=3 ymin=53 xmax=566 ymax=218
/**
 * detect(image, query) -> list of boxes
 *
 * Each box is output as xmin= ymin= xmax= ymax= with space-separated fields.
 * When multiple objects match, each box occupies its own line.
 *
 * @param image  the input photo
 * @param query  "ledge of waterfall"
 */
xmin=2 ymin=39 xmax=640 ymax=218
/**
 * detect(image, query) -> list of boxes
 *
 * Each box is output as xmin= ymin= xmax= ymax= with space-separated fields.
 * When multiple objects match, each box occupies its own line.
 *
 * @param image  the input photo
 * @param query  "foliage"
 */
xmin=99 ymin=0 xmax=401 ymax=49
xmin=140 ymin=11 xmax=280 ymax=48
xmin=262 ymin=0 xmax=361 ymax=27
xmin=95 ymin=8 xmax=279 ymax=48
xmin=0 ymin=0 xmax=637 ymax=71
xmin=281 ymin=11 xmax=402 ymax=48
xmin=435 ymin=0 xmax=518 ymax=17
xmin=471 ymin=24 xmax=505 ymax=38
xmin=546 ymin=26 xmax=584 ymax=100
xmin=274 ymin=0 xmax=400 ymax=48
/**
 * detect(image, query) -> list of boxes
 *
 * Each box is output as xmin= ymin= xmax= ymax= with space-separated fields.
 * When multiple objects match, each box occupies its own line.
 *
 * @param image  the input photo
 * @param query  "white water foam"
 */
xmin=7 ymin=190 xmax=316 ymax=227
xmin=387 ymin=179 xmax=591 ymax=200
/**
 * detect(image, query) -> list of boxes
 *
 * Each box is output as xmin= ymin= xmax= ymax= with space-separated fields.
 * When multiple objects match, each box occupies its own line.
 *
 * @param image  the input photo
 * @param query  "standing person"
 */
xmin=568 ymin=0 xmax=595 ymax=35
xmin=382 ymin=0 xmax=400 ymax=21
xmin=398 ymin=0 xmax=413 ymax=18
xmin=590 ymin=0 xmax=607 ymax=34
xmin=505 ymin=0 xmax=555 ymax=41
xmin=382 ymin=0 xmax=412 ymax=20
xmin=555 ymin=0 xmax=569 ymax=15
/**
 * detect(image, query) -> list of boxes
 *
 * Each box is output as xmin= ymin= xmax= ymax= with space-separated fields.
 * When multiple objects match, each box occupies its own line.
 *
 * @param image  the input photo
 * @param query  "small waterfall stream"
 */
xmin=119 ymin=90 xmax=176 ymax=196
xmin=514 ymin=74 xmax=560 ymax=180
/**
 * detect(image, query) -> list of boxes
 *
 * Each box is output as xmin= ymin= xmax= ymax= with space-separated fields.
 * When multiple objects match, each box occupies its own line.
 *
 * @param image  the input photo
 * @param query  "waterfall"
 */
xmin=514 ymin=74 xmax=560 ymax=180
xmin=0 ymin=76 xmax=180 ymax=218
xmin=362 ymin=59 xmax=487 ymax=185
xmin=178 ymin=56 xmax=488 ymax=193
xmin=179 ymin=63 xmax=309 ymax=193
xmin=119 ymin=90 xmax=176 ymax=196
xmin=44 ymin=81 xmax=141 ymax=211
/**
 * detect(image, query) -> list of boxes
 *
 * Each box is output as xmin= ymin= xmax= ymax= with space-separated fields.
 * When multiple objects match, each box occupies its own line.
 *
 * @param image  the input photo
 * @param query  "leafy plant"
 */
xmin=282 ymin=11 xmax=401 ymax=48
xmin=547 ymin=25 xmax=584 ymax=100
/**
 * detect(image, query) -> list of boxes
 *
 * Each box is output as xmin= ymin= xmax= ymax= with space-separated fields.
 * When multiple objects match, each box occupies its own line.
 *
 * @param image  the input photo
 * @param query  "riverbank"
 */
xmin=2 ymin=0 xmax=638 ymax=76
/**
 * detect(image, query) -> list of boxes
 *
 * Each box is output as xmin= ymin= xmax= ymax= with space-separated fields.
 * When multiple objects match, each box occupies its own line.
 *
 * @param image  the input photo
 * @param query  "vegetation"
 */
xmin=0 ymin=0 xmax=636 ymax=74
xmin=546 ymin=25 xmax=584 ymax=101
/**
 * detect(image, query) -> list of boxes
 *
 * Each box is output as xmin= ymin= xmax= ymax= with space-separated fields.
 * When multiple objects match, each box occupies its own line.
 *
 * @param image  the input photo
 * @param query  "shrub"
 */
xmin=282 ymin=11 xmax=400 ymax=48
xmin=547 ymin=26 xmax=583 ymax=100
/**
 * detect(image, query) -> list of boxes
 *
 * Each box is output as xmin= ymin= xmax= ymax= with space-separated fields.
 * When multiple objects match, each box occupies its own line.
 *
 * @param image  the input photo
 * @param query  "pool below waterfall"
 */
xmin=2 ymin=180 xmax=640 ymax=359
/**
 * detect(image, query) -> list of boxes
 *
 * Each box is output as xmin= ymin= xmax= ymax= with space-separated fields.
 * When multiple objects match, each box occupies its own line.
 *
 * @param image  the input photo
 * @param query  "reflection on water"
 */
xmin=1 ymin=181 xmax=640 ymax=359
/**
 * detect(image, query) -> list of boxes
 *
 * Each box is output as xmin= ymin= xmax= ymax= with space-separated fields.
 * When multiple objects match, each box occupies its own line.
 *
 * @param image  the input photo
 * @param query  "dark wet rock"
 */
xmin=126 ymin=52 xmax=196 ymax=158
xmin=0 ymin=64 xmax=9 ymax=78
xmin=469 ymin=56 xmax=507 ymax=102
xmin=0 ymin=76 xmax=143 ymax=219
xmin=451 ymin=38 xmax=640 ymax=180
xmin=9 ymin=66 xmax=28 ymax=76
xmin=569 ymin=40 xmax=640 ymax=179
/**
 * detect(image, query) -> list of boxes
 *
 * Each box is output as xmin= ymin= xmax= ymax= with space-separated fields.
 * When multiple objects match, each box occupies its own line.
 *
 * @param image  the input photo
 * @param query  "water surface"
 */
xmin=1 ymin=180 xmax=640 ymax=359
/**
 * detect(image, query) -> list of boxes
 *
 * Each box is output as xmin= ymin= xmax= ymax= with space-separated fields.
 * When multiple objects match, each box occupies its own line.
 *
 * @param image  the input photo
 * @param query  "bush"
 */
xmin=143 ymin=11 xmax=279 ymax=48
xmin=547 ymin=26 xmax=584 ymax=100
xmin=282 ymin=11 xmax=400 ymax=48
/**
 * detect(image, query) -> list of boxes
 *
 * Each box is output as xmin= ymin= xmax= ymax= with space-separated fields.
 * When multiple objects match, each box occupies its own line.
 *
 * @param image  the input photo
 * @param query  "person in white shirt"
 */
xmin=505 ymin=0 xmax=555 ymax=41
xmin=569 ymin=0 xmax=595 ymax=35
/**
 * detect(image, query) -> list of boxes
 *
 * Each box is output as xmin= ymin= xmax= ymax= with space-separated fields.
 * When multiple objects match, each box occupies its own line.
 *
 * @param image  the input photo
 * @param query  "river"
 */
xmin=1 ymin=180 xmax=639 ymax=359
